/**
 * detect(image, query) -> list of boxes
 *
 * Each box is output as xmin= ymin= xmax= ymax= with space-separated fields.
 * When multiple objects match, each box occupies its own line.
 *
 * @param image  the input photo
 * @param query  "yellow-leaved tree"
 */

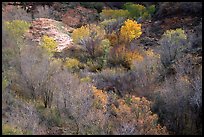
xmin=120 ymin=19 xmax=142 ymax=43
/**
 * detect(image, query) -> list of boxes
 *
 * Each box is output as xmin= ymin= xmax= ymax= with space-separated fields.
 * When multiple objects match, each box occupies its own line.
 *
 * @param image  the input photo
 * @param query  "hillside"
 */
xmin=2 ymin=2 xmax=202 ymax=135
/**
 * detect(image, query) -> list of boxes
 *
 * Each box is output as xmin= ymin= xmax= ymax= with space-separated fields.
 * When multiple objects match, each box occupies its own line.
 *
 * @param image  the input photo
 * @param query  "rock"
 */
xmin=61 ymin=5 xmax=98 ymax=27
xmin=25 ymin=18 xmax=74 ymax=52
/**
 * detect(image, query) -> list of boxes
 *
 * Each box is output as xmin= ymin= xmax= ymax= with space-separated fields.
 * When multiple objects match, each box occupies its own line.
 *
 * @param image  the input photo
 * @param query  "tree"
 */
xmin=20 ymin=45 xmax=62 ymax=108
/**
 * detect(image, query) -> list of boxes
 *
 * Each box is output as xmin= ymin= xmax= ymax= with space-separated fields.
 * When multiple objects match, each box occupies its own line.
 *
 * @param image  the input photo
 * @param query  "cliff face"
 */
xmin=153 ymin=2 xmax=202 ymax=20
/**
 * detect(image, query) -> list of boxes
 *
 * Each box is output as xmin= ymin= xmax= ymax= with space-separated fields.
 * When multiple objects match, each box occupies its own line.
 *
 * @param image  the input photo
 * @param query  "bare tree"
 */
xmin=20 ymin=45 xmax=61 ymax=108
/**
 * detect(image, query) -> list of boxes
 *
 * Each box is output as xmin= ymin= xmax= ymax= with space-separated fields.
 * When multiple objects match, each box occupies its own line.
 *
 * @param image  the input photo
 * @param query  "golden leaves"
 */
xmin=41 ymin=35 xmax=57 ymax=55
xmin=72 ymin=24 xmax=105 ymax=44
xmin=92 ymin=86 xmax=108 ymax=110
xmin=64 ymin=57 xmax=80 ymax=70
xmin=120 ymin=19 xmax=142 ymax=42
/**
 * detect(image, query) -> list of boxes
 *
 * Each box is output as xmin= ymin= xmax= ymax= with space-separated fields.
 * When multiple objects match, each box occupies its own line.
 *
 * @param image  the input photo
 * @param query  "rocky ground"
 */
xmin=25 ymin=18 xmax=74 ymax=52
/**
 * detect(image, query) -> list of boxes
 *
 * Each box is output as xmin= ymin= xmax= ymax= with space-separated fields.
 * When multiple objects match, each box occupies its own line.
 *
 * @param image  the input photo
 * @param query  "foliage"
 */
xmin=4 ymin=20 xmax=31 ymax=42
xmin=92 ymin=86 xmax=108 ymax=110
xmin=2 ymin=2 xmax=202 ymax=135
xmin=72 ymin=24 xmax=105 ymax=44
xmin=2 ymin=5 xmax=32 ymax=21
xmin=20 ymin=45 xmax=62 ymax=107
xmin=100 ymin=9 xmax=130 ymax=20
xmin=124 ymin=50 xmax=144 ymax=66
xmin=99 ymin=39 xmax=111 ymax=67
xmin=120 ymin=19 xmax=142 ymax=43
xmin=39 ymin=107 xmax=62 ymax=127
xmin=109 ymin=96 xmax=168 ymax=135
xmin=187 ymin=21 xmax=202 ymax=55
xmin=108 ymin=45 xmax=143 ymax=69
xmin=159 ymin=28 xmax=187 ymax=69
xmin=31 ymin=5 xmax=54 ymax=19
xmin=100 ymin=19 xmax=117 ymax=29
xmin=106 ymin=32 xmax=119 ymax=46
xmin=124 ymin=3 xmax=156 ymax=20
xmin=2 ymin=75 xmax=9 ymax=92
xmin=80 ymin=76 xmax=92 ymax=83
xmin=80 ymin=2 xmax=104 ymax=12
xmin=86 ymin=60 xmax=103 ymax=72
xmin=100 ymin=19 xmax=120 ymax=34
xmin=152 ymin=53 xmax=202 ymax=135
xmin=41 ymin=35 xmax=58 ymax=56
xmin=95 ymin=47 xmax=161 ymax=97
xmin=72 ymin=25 xmax=91 ymax=44
xmin=64 ymin=57 xmax=80 ymax=70
xmin=72 ymin=24 xmax=106 ymax=58
xmin=2 ymin=124 xmax=24 ymax=135
xmin=100 ymin=18 xmax=125 ymax=46
xmin=130 ymin=49 xmax=161 ymax=94
xmin=147 ymin=5 xmax=156 ymax=15
xmin=124 ymin=3 xmax=146 ymax=19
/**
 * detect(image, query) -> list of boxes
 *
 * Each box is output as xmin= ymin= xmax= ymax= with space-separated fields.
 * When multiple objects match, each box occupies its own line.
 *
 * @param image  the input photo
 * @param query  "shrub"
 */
xmin=124 ymin=50 xmax=144 ymax=66
xmin=86 ymin=60 xmax=103 ymax=72
xmin=2 ymin=87 xmax=40 ymax=135
xmin=124 ymin=3 xmax=146 ymax=19
xmin=100 ymin=18 xmax=124 ymax=35
xmin=124 ymin=3 xmax=156 ymax=21
xmin=147 ymin=5 xmax=156 ymax=16
xmin=100 ymin=9 xmax=130 ymax=20
xmin=2 ymin=124 xmax=24 ymax=135
xmin=187 ymin=21 xmax=202 ymax=55
xmin=39 ymin=107 xmax=62 ymax=127
xmin=120 ymin=19 xmax=142 ymax=43
xmin=151 ymin=54 xmax=202 ymax=135
xmin=77 ymin=85 xmax=169 ymax=135
xmin=41 ymin=35 xmax=58 ymax=56
xmin=159 ymin=28 xmax=187 ymax=69
xmin=32 ymin=5 xmax=53 ymax=19
xmin=80 ymin=2 xmax=104 ymax=13
xmin=20 ymin=45 xmax=62 ymax=107
xmin=72 ymin=24 xmax=105 ymax=44
xmin=93 ymin=67 xmax=136 ymax=97
xmin=64 ymin=57 xmax=80 ymax=70
xmin=2 ymin=5 xmax=32 ymax=22
xmin=109 ymin=95 xmax=168 ymax=135
xmin=90 ymin=38 xmax=112 ymax=69
xmin=4 ymin=20 xmax=31 ymax=42
xmin=72 ymin=25 xmax=91 ymax=44
xmin=130 ymin=49 xmax=161 ymax=94
xmin=108 ymin=44 xmax=143 ymax=69
xmin=72 ymin=24 xmax=106 ymax=58
xmin=2 ymin=20 xmax=24 ymax=71
xmin=2 ymin=75 xmax=9 ymax=92
xmin=106 ymin=32 xmax=119 ymax=46
xmin=108 ymin=45 xmax=127 ymax=68
xmin=152 ymin=76 xmax=195 ymax=134
xmin=100 ymin=19 xmax=117 ymax=30
xmin=96 ymin=48 xmax=161 ymax=97
xmin=100 ymin=18 xmax=125 ymax=46
xmin=80 ymin=76 xmax=92 ymax=83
